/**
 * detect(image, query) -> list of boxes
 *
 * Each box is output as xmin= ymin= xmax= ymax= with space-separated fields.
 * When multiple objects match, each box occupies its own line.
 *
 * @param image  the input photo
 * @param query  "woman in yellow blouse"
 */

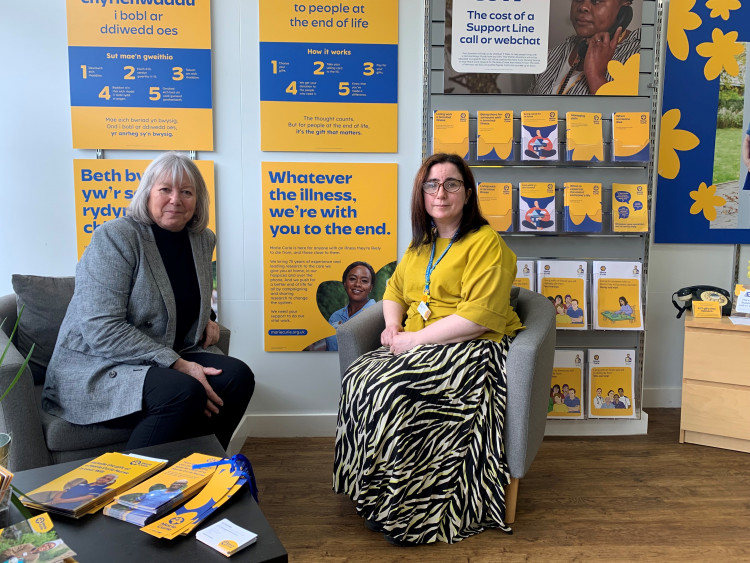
xmin=333 ymin=153 xmax=522 ymax=546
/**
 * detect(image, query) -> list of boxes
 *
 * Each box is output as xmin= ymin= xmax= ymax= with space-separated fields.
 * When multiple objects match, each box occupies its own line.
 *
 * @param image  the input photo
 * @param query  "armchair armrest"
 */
xmin=0 ymin=294 xmax=18 ymax=337
xmin=503 ymin=288 xmax=556 ymax=478
xmin=336 ymin=301 xmax=385 ymax=377
xmin=217 ymin=323 xmax=231 ymax=356
xmin=0 ymin=329 xmax=51 ymax=470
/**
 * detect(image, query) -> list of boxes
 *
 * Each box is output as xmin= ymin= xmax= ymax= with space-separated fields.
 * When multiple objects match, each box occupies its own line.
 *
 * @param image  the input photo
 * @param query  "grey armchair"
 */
xmin=336 ymin=287 xmax=556 ymax=523
xmin=0 ymin=275 xmax=230 ymax=471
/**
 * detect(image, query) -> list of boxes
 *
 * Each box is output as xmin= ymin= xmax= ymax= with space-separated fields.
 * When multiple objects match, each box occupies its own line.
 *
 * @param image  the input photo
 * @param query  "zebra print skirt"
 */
xmin=333 ymin=336 xmax=513 ymax=544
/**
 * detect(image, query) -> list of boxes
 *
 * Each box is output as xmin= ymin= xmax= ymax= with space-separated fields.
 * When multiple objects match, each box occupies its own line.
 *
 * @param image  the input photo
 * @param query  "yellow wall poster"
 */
xmin=73 ymin=159 xmax=216 ymax=258
xmin=537 ymin=260 xmax=588 ymax=330
xmin=549 ymin=350 xmax=584 ymax=419
xmin=588 ymin=349 xmax=636 ymax=418
xmin=262 ymin=162 xmax=397 ymax=352
xmin=73 ymin=158 xmax=217 ymax=313
xmin=66 ymin=0 xmax=213 ymax=150
xmin=259 ymin=0 xmax=398 ymax=153
xmin=592 ymin=261 xmax=643 ymax=331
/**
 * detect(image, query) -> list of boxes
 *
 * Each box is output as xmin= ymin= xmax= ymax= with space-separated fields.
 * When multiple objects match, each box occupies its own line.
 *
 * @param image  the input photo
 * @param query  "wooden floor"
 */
xmin=240 ymin=409 xmax=750 ymax=562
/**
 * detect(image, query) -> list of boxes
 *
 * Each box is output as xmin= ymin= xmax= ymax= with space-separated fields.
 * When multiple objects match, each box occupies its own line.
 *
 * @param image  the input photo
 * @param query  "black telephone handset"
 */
xmin=672 ymin=285 xmax=732 ymax=318
xmin=577 ymin=6 xmax=634 ymax=59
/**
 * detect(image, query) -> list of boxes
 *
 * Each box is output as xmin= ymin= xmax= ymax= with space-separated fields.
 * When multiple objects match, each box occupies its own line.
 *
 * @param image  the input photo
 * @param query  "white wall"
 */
xmin=1 ymin=1 xmax=740 ymax=436
xmin=0 ymin=1 xmax=425 ymax=442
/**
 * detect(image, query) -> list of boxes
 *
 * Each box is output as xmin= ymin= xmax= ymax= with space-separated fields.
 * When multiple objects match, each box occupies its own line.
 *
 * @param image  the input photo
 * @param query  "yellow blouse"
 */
xmin=383 ymin=225 xmax=523 ymax=342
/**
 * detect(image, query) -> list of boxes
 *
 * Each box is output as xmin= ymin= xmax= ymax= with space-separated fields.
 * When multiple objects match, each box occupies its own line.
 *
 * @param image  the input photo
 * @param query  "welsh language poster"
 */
xmin=259 ymin=0 xmax=398 ymax=152
xmin=444 ymin=0 xmax=643 ymax=95
xmin=262 ymin=162 xmax=397 ymax=352
xmin=66 ymin=0 xmax=213 ymax=150
xmin=72 ymin=159 xmax=216 ymax=259
xmin=655 ymin=1 xmax=750 ymax=243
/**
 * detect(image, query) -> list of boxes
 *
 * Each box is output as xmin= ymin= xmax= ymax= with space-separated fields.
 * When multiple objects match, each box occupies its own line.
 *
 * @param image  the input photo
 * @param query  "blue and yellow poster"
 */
xmin=259 ymin=0 xmax=398 ymax=152
xmin=655 ymin=0 xmax=750 ymax=243
xmin=262 ymin=162 xmax=397 ymax=351
xmin=66 ymin=0 xmax=213 ymax=150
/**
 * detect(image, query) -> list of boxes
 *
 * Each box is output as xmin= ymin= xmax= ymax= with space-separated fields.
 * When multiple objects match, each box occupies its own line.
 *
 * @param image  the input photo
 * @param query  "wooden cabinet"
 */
xmin=680 ymin=313 xmax=750 ymax=453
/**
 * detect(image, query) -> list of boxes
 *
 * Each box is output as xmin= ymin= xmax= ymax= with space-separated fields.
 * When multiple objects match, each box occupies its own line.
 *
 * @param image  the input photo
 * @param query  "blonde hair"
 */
xmin=128 ymin=151 xmax=210 ymax=232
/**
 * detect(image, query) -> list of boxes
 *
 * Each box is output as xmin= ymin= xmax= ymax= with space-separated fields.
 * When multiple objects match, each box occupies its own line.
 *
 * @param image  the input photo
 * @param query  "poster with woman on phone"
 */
xmin=444 ymin=0 xmax=643 ymax=96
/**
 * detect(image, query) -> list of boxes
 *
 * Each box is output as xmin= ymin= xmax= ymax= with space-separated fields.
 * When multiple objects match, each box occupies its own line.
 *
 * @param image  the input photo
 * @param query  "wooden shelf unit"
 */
xmin=680 ymin=313 xmax=750 ymax=453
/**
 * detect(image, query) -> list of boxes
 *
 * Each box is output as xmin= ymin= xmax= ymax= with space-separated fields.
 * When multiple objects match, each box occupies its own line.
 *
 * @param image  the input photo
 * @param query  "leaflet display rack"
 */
xmin=425 ymin=0 xmax=662 ymax=435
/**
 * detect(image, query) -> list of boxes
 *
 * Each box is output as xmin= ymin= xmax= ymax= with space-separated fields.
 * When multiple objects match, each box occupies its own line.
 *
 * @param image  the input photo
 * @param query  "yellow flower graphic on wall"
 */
xmin=690 ymin=182 xmax=726 ymax=221
xmin=666 ymin=0 xmax=701 ymax=60
xmin=705 ymin=0 xmax=741 ymax=20
xmin=658 ymin=109 xmax=699 ymax=179
xmin=596 ymin=54 xmax=640 ymax=96
xmin=696 ymin=28 xmax=744 ymax=80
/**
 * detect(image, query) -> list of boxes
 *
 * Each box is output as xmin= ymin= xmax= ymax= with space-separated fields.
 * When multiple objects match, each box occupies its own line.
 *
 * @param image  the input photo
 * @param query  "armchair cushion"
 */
xmin=11 ymin=275 xmax=75 ymax=385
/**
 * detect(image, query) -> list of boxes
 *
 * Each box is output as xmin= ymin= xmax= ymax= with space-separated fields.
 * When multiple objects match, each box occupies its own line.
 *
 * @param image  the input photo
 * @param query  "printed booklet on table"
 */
xmin=23 ymin=452 xmax=166 ymax=518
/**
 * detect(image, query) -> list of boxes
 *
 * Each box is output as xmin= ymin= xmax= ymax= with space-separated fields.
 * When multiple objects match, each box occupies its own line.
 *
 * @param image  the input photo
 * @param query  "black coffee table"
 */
xmin=10 ymin=435 xmax=287 ymax=562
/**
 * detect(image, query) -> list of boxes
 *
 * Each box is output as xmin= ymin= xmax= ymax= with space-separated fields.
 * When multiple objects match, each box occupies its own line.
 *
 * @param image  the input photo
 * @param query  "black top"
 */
xmin=151 ymin=224 xmax=200 ymax=350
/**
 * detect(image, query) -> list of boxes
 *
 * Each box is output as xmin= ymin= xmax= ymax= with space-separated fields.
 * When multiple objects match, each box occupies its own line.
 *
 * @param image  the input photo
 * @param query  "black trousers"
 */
xmin=108 ymin=352 xmax=254 ymax=451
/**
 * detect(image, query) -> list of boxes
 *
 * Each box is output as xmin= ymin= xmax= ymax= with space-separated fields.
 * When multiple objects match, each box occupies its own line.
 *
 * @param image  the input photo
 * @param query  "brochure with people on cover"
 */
xmin=548 ymin=349 xmax=585 ymax=419
xmin=592 ymin=261 xmax=643 ymax=330
xmin=0 ymin=512 xmax=76 ymax=563
xmin=537 ymin=260 xmax=588 ymax=330
xmin=104 ymin=452 xmax=221 ymax=526
xmin=23 ymin=452 xmax=166 ymax=518
xmin=588 ymin=349 xmax=636 ymax=418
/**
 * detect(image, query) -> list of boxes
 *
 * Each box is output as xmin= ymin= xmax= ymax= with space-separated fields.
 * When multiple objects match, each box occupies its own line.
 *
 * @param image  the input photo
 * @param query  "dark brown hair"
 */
xmin=409 ymin=153 xmax=488 ymax=252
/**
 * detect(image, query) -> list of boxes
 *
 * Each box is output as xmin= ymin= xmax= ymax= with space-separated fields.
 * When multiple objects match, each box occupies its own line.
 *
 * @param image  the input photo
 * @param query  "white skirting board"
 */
xmin=227 ymin=414 xmax=338 ymax=454
xmin=544 ymin=411 xmax=649 ymax=436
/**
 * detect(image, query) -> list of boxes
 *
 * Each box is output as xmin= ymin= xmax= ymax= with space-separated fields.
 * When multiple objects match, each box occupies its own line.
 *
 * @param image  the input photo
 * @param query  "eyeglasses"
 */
xmin=422 ymin=179 xmax=464 ymax=194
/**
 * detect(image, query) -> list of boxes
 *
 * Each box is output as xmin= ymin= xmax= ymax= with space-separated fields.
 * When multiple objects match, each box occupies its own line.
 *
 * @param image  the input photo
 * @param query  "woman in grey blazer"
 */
xmin=43 ymin=152 xmax=254 ymax=450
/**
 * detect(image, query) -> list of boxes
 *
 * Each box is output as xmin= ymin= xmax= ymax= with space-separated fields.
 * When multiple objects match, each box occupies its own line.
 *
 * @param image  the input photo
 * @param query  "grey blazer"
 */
xmin=43 ymin=217 xmax=220 ymax=425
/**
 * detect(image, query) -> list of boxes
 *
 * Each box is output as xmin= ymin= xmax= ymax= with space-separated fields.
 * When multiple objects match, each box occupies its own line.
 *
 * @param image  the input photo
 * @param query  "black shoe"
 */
xmin=384 ymin=534 xmax=420 ymax=547
xmin=365 ymin=519 xmax=384 ymax=533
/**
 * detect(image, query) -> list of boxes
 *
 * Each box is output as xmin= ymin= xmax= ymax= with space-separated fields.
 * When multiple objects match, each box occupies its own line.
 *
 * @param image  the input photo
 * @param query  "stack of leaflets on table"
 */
xmin=0 ymin=512 xmax=76 ymax=563
xmin=196 ymin=518 xmax=258 ymax=557
xmin=104 ymin=452 xmax=222 ymax=526
xmin=142 ymin=457 xmax=250 ymax=539
xmin=22 ymin=452 xmax=167 ymax=518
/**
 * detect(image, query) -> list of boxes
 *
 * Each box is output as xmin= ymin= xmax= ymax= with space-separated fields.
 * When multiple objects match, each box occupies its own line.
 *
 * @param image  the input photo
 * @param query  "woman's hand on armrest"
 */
xmin=381 ymin=299 xmax=405 ymax=346
xmin=201 ymin=320 xmax=220 ymax=348
xmin=388 ymin=314 xmax=487 ymax=355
